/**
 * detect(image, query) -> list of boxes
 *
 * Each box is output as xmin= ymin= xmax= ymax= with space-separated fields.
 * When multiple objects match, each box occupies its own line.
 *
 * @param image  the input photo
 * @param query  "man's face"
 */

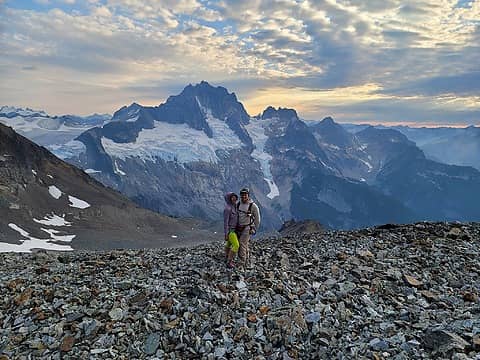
xmin=240 ymin=192 xmax=249 ymax=203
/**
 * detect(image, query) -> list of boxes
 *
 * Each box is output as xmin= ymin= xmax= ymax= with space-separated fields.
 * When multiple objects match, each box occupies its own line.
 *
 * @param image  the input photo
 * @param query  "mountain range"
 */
xmin=0 ymin=106 xmax=110 ymax=160
xmin=342 ymin=123 xmax=480 ymax=171
xmin=0 ymin=122 xmax=217 ymax=251
xmin=2 ymin=81 xmax=480 ymax=232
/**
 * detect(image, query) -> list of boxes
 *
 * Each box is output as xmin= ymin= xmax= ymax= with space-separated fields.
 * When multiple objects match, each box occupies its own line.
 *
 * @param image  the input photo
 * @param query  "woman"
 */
xmin=223 ymin=192 xmax=239 ymax=268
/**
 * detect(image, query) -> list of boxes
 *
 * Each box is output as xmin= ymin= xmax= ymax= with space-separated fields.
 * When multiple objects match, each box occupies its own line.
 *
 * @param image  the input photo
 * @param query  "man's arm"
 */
xmin=252 ymin=203 xmax=261 ymax=229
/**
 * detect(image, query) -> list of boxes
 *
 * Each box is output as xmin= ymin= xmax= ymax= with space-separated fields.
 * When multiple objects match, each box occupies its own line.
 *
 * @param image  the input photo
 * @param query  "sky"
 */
xmin=0 ymin=0 xmax=479 ymax=126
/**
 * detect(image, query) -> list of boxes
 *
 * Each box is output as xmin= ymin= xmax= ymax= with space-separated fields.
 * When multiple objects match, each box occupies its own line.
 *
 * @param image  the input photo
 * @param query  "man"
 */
xmin=236 ymin=188 xmax=260 ymax=266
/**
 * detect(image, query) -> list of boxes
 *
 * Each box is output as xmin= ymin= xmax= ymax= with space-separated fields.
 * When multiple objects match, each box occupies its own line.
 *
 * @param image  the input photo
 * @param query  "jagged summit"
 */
xmin=311 ymin=116 xmax=355 ymax=149
xmin=261 ymin=106 xmax=298 ymax=121
xmin=104 ymin=81 xmax=252 ymax=145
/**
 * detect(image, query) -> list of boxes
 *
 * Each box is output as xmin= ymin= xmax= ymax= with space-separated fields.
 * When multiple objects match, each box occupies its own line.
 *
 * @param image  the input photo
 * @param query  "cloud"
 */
xmin=384 ymin=71 xmax=480 ymax=97
xmin=0 ymin=0 xmax=479 ymax=124
xmin=92 ymin=6 xmax=111 ymax=17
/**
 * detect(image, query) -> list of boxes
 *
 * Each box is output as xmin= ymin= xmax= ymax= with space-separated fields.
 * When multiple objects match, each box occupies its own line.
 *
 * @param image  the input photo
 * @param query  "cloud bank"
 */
xmin=0 ymin=0 xmax=479 ymax=125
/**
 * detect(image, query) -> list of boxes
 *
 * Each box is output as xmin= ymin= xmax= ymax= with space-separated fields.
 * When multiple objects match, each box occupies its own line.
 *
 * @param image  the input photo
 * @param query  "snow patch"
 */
xmin=41 ymin=228 xmax=76 ymax=242
xmin=126 ymin=115 xmax=139 ymax=123
xmin=47 ymin=174 xmax=53 ymax=179
xmin=1 ymin=223 xmax=74 ymax=252
xmin=264 ymin=178 xmax=280 ymax=199
xmin=48 ymin=185 xmax=62 ymax=199
xmin=245 ymin=118 xmax=280 ymax=199
xmin=34 ymin=214 xmax=71 ymax=226
xmin=85 ymin=168 xmax=101 ymax=174
xmin=319 ymin=160 xmax=337 ymax=173
xmin=113 ymin=160 xmax=126 ymax=176
xmin=68 ymin=195 xmax=91 ymax=209
xmin=358 ymin=158 xmax=373 ymax=172
xmin=171 ymin=235 xmax=178 ymax=238
xmin=31 ymin=169 xmax=37 ymax=176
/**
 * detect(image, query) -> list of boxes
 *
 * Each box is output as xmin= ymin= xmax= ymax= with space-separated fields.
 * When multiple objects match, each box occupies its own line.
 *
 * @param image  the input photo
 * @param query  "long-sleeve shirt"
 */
xmin=238 ymin=201 xmax=260 ymax=229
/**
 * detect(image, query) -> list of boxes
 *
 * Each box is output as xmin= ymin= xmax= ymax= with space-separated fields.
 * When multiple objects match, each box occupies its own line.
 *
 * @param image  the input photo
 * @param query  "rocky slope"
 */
xmin=0 ymin=123 xmax=217 ymax=251
xmin=1 ymin=222 xmax=479 ymax=359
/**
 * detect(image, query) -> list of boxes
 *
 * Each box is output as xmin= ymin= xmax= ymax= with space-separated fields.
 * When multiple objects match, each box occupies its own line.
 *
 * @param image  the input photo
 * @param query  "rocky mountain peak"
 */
xmin=319 ymin=116 xmax=335 ymax=125
xmin=261 ymin=106 xmax=299 ymax=122
xmin=111 ymin=102 xmax=142 ymax=122
xmin=357 ymin=126 xmax=412 ymax=145
xmin=177 ymin=81 xmax=230 ymax=100
xmin=158 ymin=81 xmax=251 ymax=145
xmin=310 ymin=116 xmax=354 ymax=149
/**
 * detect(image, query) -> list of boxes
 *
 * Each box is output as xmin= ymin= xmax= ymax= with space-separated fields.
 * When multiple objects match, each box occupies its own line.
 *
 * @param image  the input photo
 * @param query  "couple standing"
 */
xmin=223 ymin=188 xmax=261 ymax=268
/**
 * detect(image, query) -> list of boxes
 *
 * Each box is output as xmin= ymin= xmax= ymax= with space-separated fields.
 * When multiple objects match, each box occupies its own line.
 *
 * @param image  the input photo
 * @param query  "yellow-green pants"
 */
xmin=225 ymin=230 xmax=239 ymax=253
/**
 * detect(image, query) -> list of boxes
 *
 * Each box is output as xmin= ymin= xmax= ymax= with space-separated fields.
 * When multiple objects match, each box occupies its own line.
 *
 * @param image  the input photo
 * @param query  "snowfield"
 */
xmin=101 ymin=101 xmax=243 ymax=164
xmin=245 ymin=117 xmax=280 ymax=199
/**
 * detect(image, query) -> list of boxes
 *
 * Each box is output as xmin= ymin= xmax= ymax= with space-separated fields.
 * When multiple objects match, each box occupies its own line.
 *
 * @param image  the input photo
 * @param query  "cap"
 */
xmin=239 ymin=188 xmax=250 ymax=195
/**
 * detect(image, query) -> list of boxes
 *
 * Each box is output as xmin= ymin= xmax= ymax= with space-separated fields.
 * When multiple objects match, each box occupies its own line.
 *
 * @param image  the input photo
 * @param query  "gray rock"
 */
xmin=369 ymin=338 xmax=389 ymax=351
xmin=144 ymin=333 xmax=161 ymax=355
xmin=305 ymin=312 xmax=321 ymax=324
xmin=214 ymin=346 xmax=226 ymax=358
xmin=423 ymin=328 xmax=469 ymax=353
xmin=203 ymin=332 xmax=214 ymax=341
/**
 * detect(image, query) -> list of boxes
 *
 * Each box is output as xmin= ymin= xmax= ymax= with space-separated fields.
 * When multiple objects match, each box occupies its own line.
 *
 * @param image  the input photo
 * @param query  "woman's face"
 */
xmin=230 ymin=195 xmax=238 ymax=203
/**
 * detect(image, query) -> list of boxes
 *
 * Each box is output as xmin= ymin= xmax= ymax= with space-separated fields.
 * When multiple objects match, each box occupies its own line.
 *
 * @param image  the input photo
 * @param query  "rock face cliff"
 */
xmin=0 ymin=222 xmax=479 ymax=358
xmin=0 ymin=123 xmax=217 ymax=251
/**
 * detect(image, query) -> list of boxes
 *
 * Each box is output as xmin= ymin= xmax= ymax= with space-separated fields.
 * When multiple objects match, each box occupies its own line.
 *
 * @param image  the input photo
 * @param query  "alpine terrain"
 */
xmin=0 ymin=123 xmax=217 ymax=251
xmin=3 ymin=82 xmax=480 ymax=230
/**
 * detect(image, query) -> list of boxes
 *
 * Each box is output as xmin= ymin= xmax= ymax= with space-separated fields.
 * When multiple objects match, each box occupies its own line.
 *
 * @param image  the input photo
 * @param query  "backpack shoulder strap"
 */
xmin=248 ymin=202 xmax=256 ymax=226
